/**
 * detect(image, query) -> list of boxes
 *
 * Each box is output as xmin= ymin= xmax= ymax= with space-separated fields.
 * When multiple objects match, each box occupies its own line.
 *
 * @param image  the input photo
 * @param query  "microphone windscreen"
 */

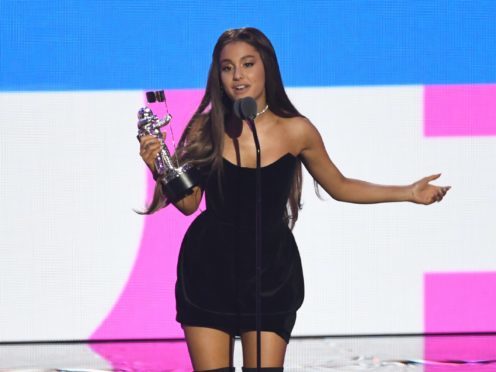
xmin=233 ymin=97 xmax=257 ymax=120
xmin=240 ymin=97 xmax=257 ymax=120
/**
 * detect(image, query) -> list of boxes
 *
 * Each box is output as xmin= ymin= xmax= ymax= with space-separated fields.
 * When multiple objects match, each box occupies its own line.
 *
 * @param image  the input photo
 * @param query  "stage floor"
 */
xmin=1 ymin=334 xmax=495 ymax=371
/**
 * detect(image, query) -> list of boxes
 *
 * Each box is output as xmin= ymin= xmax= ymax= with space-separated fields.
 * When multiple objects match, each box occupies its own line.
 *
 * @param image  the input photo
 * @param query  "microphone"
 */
xmin=233 ymin=97 xmax=258 ymax=120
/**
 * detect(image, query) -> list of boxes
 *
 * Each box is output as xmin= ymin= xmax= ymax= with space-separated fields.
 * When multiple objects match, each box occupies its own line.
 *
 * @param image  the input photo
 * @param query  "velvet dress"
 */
xmin=175 ymin=153 xmax=304 ymax=343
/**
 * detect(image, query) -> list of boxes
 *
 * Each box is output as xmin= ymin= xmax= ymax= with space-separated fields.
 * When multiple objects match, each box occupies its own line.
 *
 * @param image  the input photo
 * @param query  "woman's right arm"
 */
xmin=139 ymin=133 xmax=203 ymax=216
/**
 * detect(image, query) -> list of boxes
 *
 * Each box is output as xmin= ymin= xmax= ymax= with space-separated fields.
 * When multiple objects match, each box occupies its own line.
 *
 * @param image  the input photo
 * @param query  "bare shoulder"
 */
xmin=279 ymin=115 xmax=318 ymax=135
xmin=277 ymin=116 xmax=321 ymax=154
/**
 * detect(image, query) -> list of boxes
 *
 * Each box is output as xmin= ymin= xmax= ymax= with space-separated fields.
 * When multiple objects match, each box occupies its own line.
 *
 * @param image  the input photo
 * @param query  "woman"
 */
xmin=139 ymin=27 xmax=450 ymax=372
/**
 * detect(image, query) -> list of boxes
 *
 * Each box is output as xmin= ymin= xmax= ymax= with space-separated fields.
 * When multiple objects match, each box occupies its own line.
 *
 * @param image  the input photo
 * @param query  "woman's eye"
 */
xmin=244 ymin=62 xmax=254 ymax=67
xmin=221 ymin=65 xmax=232 ymax=72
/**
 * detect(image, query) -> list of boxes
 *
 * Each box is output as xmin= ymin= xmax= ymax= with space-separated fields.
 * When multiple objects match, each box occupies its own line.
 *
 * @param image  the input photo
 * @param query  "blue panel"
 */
xmin=1 ymin=0 xmax=495 ymax=91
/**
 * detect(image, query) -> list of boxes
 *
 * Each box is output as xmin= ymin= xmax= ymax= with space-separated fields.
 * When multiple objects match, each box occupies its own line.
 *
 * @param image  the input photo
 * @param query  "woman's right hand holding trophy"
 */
xmin=136 ymin=90 xmax=200 ymax=204
xmin=139 ymin=134 xmax=163 ymax=174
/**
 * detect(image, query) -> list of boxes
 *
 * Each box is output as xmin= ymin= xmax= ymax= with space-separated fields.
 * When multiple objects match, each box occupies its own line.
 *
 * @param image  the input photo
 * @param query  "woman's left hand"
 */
xmin=410 ymin=174 xmax=451 ymax=205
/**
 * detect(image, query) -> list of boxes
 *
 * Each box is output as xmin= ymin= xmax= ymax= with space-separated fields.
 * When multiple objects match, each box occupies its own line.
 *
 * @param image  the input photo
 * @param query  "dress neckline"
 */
xmin=222 ymin=152 xmax=296 ymax=170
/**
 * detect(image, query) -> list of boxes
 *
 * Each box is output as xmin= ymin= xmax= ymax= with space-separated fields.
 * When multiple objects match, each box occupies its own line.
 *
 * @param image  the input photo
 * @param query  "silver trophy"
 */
xmin=137 ymin=90 xmax=199 ymax=203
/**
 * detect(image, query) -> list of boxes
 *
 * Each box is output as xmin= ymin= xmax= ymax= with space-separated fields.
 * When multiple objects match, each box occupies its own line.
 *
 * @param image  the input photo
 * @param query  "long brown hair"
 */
xmin=145 ymin=27 xmax=304 ymax=228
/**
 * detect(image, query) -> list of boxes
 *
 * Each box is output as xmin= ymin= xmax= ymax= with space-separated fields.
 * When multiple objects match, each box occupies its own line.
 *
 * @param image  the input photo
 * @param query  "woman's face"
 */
xmin=219 ymin=41 xmax=266 ymax=110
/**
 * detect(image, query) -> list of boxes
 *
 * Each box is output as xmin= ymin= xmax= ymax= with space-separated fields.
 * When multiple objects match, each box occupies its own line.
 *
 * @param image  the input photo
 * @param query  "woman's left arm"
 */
xmin=297 ymin=119 xmax=451 ymax=205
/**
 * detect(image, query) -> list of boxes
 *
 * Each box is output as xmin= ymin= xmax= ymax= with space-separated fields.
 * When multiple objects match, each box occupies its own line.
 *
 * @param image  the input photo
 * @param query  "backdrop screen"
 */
xmin=1 ymin=1 xmax=495 ymax=342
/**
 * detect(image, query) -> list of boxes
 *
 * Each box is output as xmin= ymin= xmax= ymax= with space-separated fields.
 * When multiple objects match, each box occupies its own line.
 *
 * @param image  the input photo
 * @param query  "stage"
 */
xmin=1 ymin=334 xmax=495 ymax=371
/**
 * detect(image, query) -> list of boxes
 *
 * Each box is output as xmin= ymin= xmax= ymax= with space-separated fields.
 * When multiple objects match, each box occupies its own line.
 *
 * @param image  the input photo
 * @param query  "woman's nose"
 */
xmin=233 ymin=67 xmax=243 ymax=80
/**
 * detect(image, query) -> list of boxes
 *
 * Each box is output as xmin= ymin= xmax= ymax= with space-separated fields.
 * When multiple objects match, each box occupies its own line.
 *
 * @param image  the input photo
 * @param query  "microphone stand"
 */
xmin=234 ymin=97 xmax=263 ymax=371
xmin=246 ymin=115 xmax=262 ymax=372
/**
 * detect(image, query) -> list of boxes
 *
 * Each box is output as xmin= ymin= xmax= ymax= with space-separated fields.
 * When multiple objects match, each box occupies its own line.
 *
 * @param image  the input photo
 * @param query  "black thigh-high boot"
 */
xmin=195 ymin=368 xmax=235 ymax=372
xmin=242 ymin=368 xmax=283 ymax=372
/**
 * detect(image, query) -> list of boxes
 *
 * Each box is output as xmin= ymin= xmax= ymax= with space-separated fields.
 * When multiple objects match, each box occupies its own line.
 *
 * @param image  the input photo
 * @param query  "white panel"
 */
xmin=1 ymin=87 xmax=495 ymax=340
xmin=288 ymin=86 xmax=496 ymax=335
xmin=0 ymin=91 xmax=146 ymax=341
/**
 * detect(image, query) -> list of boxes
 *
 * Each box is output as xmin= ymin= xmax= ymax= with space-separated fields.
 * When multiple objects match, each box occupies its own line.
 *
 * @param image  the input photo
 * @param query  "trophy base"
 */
xmin=160 ymin=165 xmax=200 ymax=203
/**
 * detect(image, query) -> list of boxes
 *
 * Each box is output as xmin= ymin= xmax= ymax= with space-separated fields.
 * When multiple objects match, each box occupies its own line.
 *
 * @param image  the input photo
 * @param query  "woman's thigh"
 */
xmin=240 ymin=331 xmax=287 ymax=368
xmin=183 ymin=325 xmax=234 ymax=371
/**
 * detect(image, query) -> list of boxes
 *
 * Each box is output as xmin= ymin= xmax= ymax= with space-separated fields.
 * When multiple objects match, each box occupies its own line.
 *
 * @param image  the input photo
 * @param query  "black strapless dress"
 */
xmin=175 ymin=153 xmax=304 ymax=343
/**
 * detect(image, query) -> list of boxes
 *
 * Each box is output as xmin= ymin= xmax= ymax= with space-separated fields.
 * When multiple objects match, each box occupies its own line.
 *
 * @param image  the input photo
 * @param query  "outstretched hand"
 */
xmin=411 ymin=174 xmax=451 ymax=205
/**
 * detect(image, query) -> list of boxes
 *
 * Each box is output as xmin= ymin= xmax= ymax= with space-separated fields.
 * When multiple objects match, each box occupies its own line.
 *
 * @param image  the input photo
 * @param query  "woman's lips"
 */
xmin=232 ymin=84 xmax=250 ymax=95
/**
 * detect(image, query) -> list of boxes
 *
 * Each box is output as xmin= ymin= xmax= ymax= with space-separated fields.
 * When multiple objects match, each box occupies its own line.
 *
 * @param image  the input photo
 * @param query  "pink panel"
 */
xmin=90 ymin=89 xmax=205 ymax=369
xmin=424 ymin=272 xmax=496 ymax=332
xmin=424 ymin=84 xmax=496 ymax=136
xmin=424 ymin=272 xmax=496 ymax=371
xmin=94 ymin=341 xmax=192 ymax=371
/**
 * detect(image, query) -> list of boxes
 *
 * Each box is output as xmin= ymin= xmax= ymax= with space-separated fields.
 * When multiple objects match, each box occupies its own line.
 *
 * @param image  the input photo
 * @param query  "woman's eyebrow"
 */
xmin=220 ymin=55 xmax=256 ymax=64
